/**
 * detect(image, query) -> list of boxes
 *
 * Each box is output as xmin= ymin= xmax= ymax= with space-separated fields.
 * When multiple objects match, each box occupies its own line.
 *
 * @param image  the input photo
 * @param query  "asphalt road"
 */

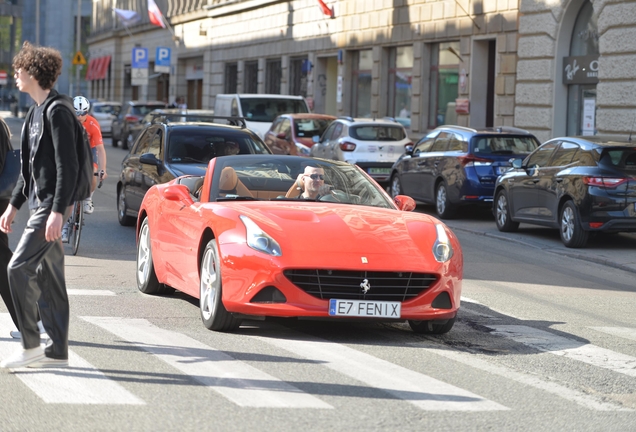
xmin=0 ymin=117 xmax=635 ymax=431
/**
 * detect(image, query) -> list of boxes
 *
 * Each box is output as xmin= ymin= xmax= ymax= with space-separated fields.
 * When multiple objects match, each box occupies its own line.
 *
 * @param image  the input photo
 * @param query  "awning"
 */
xmin=86 ymin=56 xmax=112 ymax=81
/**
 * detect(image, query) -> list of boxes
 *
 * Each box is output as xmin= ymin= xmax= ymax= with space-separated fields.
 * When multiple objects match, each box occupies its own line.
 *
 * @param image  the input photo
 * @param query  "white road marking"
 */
xmin=590 ymin=327 xmax=636 ymax=342
xmin=0 ymin=314 xmax=144 ymax=405
xmin=82 ymin=316 xmax=332 ymax=409
xmin=67 ymin=289 xmax=116 ymax=296
xmin=460 ymin=296 xmax=481 ymax=304
xmin=487 ymin=325 xmax=636 ymax=378
xmin=426 ymin=347 xmax=629 ymax=411
xmin=258 ymin=335 xmax=507 ymax=411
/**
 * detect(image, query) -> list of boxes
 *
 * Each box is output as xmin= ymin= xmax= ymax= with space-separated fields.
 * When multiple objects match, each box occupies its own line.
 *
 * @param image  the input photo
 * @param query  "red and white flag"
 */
xmin=148 ymin=0 xmax=166 ymax=28
xmin=317 ymin=0 xmax=334 ymax=18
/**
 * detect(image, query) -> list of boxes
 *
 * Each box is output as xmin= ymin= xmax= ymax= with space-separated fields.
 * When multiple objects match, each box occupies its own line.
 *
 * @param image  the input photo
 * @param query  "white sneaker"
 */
xmin=61 ymin=222 xmax=70 ymax=243
xmin=83 ymin=199 xmax=94 ymax=214
xmin=9 ymin=320 xmax=47 ymax=340
xmin=0 ymin=346 xmax=45 ymax=368
xmin=28 ymin=356 xmax=69 ymax=368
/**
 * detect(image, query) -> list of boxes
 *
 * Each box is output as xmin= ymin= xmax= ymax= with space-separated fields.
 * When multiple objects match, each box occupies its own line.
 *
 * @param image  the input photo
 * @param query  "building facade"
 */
xmin=87 ymin=0 xmax=636 ymax=141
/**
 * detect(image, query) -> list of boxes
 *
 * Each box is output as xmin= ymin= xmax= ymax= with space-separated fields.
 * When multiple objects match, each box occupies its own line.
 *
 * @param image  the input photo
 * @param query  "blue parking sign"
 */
xmin=132 ymin=48 xmax=148 ymax=69
xmin=155 ymin=47 xmax=170 ymax=73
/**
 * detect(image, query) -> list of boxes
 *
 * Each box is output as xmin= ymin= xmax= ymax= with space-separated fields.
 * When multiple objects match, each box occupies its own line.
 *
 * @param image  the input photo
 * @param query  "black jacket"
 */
xmin=11 ymin=90 xmax=79 ymax=214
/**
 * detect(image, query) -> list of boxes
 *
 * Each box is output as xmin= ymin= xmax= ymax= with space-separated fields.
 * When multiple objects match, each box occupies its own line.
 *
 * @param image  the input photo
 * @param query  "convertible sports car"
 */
xmin=136 ymin=155 xmax=463 ymax=334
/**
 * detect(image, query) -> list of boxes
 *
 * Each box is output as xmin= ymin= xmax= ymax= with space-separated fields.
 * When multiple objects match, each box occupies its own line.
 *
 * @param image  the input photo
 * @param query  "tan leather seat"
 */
xmin=219 ymin=166 xmax=253 ymax=197
xmin=284 ymin=177 xmax=304 ymax=198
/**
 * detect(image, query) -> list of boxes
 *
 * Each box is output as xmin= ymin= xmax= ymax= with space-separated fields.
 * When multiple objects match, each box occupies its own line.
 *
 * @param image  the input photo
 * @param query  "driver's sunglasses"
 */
xmin=76 ymin=111 xmax=87 ymax=116
xmin=306 ymin=174 xmax=324 ymax=180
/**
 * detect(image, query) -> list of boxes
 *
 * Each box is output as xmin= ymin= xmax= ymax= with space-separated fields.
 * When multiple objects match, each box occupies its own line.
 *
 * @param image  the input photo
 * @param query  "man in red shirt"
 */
xmin=73 ymin=96 xmax=107 ymax=214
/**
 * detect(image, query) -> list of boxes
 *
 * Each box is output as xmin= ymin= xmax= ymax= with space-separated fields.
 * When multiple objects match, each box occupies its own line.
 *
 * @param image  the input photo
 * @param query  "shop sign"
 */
xmin=563 ymin=55 xmax=599 ymax=85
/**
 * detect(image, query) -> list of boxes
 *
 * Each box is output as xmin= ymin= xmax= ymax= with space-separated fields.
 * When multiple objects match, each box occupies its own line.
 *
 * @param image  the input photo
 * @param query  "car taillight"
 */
xmin=124 ymin=114 xmax=141 ymax=123
xmin=582 ymin=177 xmax=628 ymax=188
xmin=458 ymin=154 xmax=493 ymax=167
xmin=339 ymin=141 xmax=356 ymax=151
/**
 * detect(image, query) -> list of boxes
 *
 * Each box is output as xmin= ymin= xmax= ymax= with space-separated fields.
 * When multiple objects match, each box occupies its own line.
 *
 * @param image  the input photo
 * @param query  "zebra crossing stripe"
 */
xmin=257 ymin=335 xmax=507 ymax=411
xmin=67 ymin=289 xmax=116 ymax=296
xmin=81 ymin=316 xmax=332 ymax=409
xmin=0 ymin=314 xmax=144 ymax=405
xmin=425 ymin=347 xmax=629 ymax=411
xmin=590 ymin=327 xmax=636 ymax=342
xmin=487 ymin=325 xmax=636 ymax=378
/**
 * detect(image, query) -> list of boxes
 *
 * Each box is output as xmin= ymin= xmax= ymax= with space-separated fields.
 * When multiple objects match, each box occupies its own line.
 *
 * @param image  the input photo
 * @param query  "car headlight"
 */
xmin=432 ymin=223 xmax=453 ymax=262
xmin=240 ymin=215 xmax=282 ymax=256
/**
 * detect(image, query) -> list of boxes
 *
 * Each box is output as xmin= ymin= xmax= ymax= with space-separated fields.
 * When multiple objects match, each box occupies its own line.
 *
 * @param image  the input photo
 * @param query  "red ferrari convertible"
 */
xmin=136 ymin=155 xmax=463 ymax=334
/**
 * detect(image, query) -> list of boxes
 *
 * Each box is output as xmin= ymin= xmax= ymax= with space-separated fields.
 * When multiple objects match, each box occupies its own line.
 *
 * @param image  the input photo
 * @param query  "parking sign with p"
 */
xmin=155 ymin=47 xmax=171 ymax=73
xmin=132 ymin=48 xmax=149 ymax=69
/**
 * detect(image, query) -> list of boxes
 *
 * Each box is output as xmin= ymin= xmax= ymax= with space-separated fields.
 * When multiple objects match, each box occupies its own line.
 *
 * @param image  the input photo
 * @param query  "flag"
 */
xmin=148 ymin=0 xmax=166 ymax=28
xmin=317 ymin=0 xmax=334 ymax=18
xmin=113 ymin=8 xmax=141 ymax=27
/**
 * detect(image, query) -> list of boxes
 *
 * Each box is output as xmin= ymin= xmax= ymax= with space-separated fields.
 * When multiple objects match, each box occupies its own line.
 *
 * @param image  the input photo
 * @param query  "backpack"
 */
xmin=44 ymin=98 xmax=93 ymax=202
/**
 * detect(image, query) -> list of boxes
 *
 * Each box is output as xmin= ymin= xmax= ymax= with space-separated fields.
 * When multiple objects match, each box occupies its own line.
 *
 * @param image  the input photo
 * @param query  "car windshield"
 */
xmin=93 ymin=104 xmax=120 ymax=115
xmin=599 ymin=147 xmax=636 ymax=170
xmin=241 ymin=98 xmax=309 ymax=122
xmin=350 ymin=125 xmax=406 ymax=141
xmin=472 ymin=136 xmax=539 ymax=155
xmin=294 ymin=118 xmax=333 ymax=138
xmin=208 ymin=156 xmax=395 ymax=208
xmin=167 ymin=128 xmax=271 ymax=163
xmin=132 ymin=104 xmax=166 ymax=116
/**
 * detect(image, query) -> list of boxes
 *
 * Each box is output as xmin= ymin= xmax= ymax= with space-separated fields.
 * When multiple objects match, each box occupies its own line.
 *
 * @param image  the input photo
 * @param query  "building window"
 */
xmin=388 ymin=46 xmax=413 ymax=125
xmin=225 ymin=63 xmax=238 ymax=93
xmin=266 ymin=58 xmax=282 ymax=94
xmin=429 ymin=42 xmax=461 ymax=128
xmin=244 ymin=61 xmax=258 ymax=93
xmin=352 ymin=50 xmax=372 ymax=117
xmin=290 ymin=57 xmax=309 ymax=97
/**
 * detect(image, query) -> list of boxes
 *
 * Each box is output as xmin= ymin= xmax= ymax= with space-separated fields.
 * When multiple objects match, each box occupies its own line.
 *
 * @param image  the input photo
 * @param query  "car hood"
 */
xmin=213 ymin=202 xmax=455 ymax=270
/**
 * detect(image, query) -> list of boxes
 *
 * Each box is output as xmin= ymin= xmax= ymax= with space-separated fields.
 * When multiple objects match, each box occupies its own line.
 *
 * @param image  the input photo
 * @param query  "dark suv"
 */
xmin=390 ymin=126 xmax=540 ymax=218
xmin=117 ymin=114 xmax=271 ymax=226
xmin=111 ymin=101 xmax=166 ymax=149
xmin=493 ymin=136 xmax=636 ymax=248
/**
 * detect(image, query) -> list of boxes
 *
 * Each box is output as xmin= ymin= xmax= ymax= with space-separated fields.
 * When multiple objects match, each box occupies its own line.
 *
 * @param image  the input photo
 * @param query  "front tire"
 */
xmin=435 ymin=181 xmax=456 ymax=219
xmin=390 ymin=174 xmax=403 ymax=198
xmin=136 ymin=218 xmax=162 ymax=294
xmin=560 ymin=201 xmax=589 ymax=248
xmin=200 ymin=240 xmax=241 ymax=332
xmin=409 ymin=317 xmax=455 ymax=334
xmin=495 ymin=190 xmax=519 ymax=232
xmin=117 ymin=188 xmax=135 ymax=226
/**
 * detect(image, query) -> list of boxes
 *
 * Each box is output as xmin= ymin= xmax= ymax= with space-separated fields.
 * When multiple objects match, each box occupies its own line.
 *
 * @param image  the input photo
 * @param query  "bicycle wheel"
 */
xmin=69 ymin=201 xmax=83 ymax=255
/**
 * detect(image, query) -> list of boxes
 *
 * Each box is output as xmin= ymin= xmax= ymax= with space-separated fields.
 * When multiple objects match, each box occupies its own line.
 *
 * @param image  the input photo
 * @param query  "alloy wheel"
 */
xmin=200 ymin=248 xmax=218 ymax=322
xmin=137 ymin=222 xmax=151 ymax=287
xmin=561 ymin=205 xmax=575 ymax=242
xmin=496 ymin=194 xmax=508 ymax=227
xmin=436 ymin=185 xmax=447 ymax=215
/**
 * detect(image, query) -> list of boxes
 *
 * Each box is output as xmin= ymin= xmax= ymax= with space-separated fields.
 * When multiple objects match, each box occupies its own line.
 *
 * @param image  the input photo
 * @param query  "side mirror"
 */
xmin=512 ymin=158 xmax=523 ymax=169
xmin=394 ymin=195 xmax=416 ymax=212
xmin=312 ymin=135 xmax=320 ymax=144
xmin=140 ymin=153 xmax=161 ymax=166
xmin=162 ymin=184 xmax=194 ymax=204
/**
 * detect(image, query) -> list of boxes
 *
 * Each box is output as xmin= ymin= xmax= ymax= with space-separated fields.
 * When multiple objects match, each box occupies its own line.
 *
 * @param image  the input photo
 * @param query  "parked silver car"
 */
xmin=89 ymin=101 xmax=121 ymax=136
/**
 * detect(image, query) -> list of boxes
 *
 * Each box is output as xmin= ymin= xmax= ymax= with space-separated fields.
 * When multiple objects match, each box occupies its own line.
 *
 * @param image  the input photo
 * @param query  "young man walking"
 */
xmin=0 ymin=41 xmax=80 ymax=368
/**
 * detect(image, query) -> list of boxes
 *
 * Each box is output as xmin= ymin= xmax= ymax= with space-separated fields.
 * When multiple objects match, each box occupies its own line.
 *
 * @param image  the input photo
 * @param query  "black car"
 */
xmin=111 ymin=101 xmax=166 ymax=149
xmin=390 ymin=126 xmax=540 ymax=218
xmin=493 ymin=136 xmax=636 ymax=248
xmin=117 ymin=119 xmax=272 ymax=226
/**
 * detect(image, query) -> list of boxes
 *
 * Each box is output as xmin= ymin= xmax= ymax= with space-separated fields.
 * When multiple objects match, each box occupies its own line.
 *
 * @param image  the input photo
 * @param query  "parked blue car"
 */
xmin=389 ymin=125 xmax=540 ymax=218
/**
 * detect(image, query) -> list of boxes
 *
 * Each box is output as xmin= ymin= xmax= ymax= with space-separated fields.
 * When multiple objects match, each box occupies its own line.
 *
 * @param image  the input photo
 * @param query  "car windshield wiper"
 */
xmin=216 ymin=196 xmax=261 ymax=201
xmin=170 ymin=156 xmax=207 ymax=163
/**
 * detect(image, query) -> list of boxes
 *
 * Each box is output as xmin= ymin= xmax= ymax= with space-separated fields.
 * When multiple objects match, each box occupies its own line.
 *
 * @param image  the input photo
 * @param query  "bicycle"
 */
xmin=64 ymin=170 xmax=103 ymax=255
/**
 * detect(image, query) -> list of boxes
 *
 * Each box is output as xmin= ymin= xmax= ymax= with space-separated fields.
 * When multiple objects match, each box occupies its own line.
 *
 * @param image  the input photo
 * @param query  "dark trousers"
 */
xmin=8 ymin=206 xmax=69 ymax=359
xmin=0 ymin=198 xmax=16 ymax=327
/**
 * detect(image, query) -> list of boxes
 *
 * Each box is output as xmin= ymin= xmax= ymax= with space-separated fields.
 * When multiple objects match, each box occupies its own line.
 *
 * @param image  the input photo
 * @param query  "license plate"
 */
xmin=329 ymin=299 xmax=401 ymax=318
xmin=368 ymin=168 xmax=391 ymax=175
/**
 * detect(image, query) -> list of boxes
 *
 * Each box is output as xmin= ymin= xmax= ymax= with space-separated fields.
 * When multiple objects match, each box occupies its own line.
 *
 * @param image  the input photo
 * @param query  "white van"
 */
xmin=213 ymin=94 xmax=310 ymax=139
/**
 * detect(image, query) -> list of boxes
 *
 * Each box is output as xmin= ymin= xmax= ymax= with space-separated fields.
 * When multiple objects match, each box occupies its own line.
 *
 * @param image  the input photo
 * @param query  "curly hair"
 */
xmin=12 ymin=41 xmax=62 ymax=90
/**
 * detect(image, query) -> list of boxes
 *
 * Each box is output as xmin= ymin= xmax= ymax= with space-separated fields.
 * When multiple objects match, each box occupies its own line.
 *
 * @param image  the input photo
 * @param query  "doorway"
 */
xmin=470 ymin=39 xmax=496 ymax=128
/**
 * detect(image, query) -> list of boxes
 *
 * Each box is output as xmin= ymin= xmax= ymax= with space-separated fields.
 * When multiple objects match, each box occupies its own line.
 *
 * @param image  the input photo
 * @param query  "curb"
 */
xmin=449 ymin=225 xmax=636 ymax=275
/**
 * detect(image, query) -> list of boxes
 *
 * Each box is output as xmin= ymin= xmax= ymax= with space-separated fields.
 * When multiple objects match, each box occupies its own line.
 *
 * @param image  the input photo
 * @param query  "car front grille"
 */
xmin=283 ymin=269 xmax=438 ymax=302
